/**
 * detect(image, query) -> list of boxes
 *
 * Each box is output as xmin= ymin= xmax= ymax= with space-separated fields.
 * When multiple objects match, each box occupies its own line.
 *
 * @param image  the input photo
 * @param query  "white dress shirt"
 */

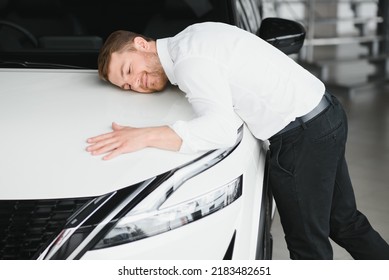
xmin=156 ymin=22 xmax=325 ymax=153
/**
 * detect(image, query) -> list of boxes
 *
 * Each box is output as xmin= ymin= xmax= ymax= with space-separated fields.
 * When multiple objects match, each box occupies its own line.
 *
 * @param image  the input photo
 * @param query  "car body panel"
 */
xmin=0 ymin=69 xmax=210 ymax=199
xmin=0 ymin=65 xmax=267 ymax=258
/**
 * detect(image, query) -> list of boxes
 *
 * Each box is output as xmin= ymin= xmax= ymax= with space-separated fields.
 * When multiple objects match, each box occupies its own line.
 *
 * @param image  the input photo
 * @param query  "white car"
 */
xmin=0 ymin=0 xmax=305 ymax=260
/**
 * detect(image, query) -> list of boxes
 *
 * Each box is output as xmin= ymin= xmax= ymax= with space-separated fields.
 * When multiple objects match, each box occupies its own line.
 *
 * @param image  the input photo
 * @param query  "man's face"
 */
xmin=108 ymin=47 xmax=168 ymax=93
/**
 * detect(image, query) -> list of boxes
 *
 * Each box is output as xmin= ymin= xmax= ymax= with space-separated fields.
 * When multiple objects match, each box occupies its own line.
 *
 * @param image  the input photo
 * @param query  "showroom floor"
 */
xmin=271 ymin=83 xmax=389 ymax=260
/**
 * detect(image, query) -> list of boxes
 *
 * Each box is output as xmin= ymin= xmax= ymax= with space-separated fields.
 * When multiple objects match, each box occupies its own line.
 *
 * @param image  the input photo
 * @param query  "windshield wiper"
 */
xmin=0 ymin=60 xmax=87 ymax=69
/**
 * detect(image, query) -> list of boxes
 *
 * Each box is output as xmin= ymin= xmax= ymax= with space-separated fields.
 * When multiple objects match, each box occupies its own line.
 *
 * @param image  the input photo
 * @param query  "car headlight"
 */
xmin=38 ymin=127 xmax=243 ymax=260
xmin=94 ymin=176 xmax=242 ymax=249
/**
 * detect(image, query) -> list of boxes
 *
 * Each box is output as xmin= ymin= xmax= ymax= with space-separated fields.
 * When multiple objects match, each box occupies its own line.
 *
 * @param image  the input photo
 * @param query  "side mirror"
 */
xmin=257 ymin=18 xmax=306 ymax=55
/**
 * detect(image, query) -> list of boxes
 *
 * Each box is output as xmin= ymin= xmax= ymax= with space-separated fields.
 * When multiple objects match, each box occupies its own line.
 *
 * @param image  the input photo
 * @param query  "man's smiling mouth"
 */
xmin=142 ymin=73 xmax=148 ymax=89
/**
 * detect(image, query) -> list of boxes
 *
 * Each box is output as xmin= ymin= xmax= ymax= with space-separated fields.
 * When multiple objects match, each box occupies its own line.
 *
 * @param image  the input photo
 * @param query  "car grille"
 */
xmin=0 ymin=198 xmax=93 ymax=260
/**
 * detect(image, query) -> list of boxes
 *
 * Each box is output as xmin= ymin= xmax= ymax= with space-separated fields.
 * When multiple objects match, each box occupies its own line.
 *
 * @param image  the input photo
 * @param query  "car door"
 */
xmin=234 ymin=0 xmax=263 ymax=33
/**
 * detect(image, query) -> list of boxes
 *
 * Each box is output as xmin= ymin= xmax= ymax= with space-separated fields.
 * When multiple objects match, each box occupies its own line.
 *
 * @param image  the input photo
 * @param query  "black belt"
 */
xmin=275 ymin=91 xmax=331 ymax=136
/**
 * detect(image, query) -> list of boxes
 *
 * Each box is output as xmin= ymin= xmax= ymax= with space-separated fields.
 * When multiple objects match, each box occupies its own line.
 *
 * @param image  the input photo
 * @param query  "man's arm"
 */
xmin=86 ymin=122 xmax=182 ymax=160
xmin=169 ymin=57 xmax=241 ymax=153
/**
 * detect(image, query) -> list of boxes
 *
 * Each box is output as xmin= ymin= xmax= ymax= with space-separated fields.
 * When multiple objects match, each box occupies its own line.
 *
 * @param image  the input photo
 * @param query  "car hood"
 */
xmin=0 ymin=69 xmax=201 ymax=199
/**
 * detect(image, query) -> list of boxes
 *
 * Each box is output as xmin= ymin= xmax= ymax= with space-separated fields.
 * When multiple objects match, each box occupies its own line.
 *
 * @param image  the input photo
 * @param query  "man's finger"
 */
xmin=86 ymin=137 xmax=117 ymax=152
xmin=112 ymin=122 xmax=125 ymax=131
xmin=103 ymin=147 xmax=125 ymax=160
xmin=91 ymin=141 xmax=120 ymax=156
xmin=87 ymin=131 xmax=114 ymax=144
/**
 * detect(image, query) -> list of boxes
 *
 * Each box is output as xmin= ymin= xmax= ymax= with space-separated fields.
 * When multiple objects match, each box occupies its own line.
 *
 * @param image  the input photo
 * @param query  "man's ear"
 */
xmin=133 ymin=37 xmax=149 ymax=51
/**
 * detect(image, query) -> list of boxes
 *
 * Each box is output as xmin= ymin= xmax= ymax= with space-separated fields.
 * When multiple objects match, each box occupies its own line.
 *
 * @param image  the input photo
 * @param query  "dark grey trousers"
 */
xmin=269 ymin=93 xmax=389 ymax=260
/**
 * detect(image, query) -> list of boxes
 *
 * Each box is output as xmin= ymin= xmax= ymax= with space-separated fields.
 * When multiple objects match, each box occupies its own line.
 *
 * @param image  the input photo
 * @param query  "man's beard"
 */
xmin=142 ymin=52 xmax=169 ymax=93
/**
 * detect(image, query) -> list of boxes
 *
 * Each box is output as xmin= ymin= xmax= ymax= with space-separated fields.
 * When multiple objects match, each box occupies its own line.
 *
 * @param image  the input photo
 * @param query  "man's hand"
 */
xmin=86 ymin=122 xmax=182 ymax=160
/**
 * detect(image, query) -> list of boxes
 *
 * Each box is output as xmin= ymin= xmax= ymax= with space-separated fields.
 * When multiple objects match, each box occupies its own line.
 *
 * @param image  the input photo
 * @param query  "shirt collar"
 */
xmin=156 ymin=38 xmax=177 ymax=85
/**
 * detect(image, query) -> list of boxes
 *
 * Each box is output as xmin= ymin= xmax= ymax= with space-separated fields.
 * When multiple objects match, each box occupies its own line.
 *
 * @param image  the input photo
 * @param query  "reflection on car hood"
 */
xmin=0 ymin=69 xmax=200 ymax=199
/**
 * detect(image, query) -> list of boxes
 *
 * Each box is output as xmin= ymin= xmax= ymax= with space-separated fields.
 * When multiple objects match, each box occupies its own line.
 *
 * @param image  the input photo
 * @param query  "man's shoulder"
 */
xmin=175 ymin=21 xmax=237 ymax=37
xmin=188 ymin=21 xmax=236 ymax=31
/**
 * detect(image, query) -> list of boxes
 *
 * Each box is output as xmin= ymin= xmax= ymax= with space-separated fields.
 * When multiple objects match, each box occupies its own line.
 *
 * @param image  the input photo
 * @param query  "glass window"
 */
xmin=234 ymin=0 xmax=262 ymax=33
xmin=0 ymin=0 xmax=233 ymax=69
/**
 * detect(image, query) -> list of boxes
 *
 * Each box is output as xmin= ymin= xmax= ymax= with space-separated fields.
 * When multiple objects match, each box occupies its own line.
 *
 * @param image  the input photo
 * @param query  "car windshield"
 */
xmin=0 ymin=0 xmax=233 ymax=69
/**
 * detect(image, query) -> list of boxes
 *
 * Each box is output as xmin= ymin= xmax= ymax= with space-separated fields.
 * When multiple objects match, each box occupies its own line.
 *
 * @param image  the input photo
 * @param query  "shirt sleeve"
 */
xmin=170 ymin=57 xmax=243 ymax=153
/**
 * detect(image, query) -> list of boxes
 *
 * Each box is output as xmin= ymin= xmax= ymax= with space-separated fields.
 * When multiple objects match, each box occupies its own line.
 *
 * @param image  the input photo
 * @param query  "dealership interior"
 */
xmin=266 ymin=0 xmax=389 ymax=259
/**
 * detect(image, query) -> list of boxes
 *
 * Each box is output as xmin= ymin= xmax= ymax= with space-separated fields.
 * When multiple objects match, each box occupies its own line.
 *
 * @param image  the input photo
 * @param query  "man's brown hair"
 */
xmin=97 ymin=30 xmax=154 ymax=81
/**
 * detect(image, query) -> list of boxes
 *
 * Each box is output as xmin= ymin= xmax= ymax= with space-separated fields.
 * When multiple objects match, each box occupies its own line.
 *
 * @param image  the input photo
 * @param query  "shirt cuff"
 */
xmin=169 ymin=121 xmax=196 ymax=154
